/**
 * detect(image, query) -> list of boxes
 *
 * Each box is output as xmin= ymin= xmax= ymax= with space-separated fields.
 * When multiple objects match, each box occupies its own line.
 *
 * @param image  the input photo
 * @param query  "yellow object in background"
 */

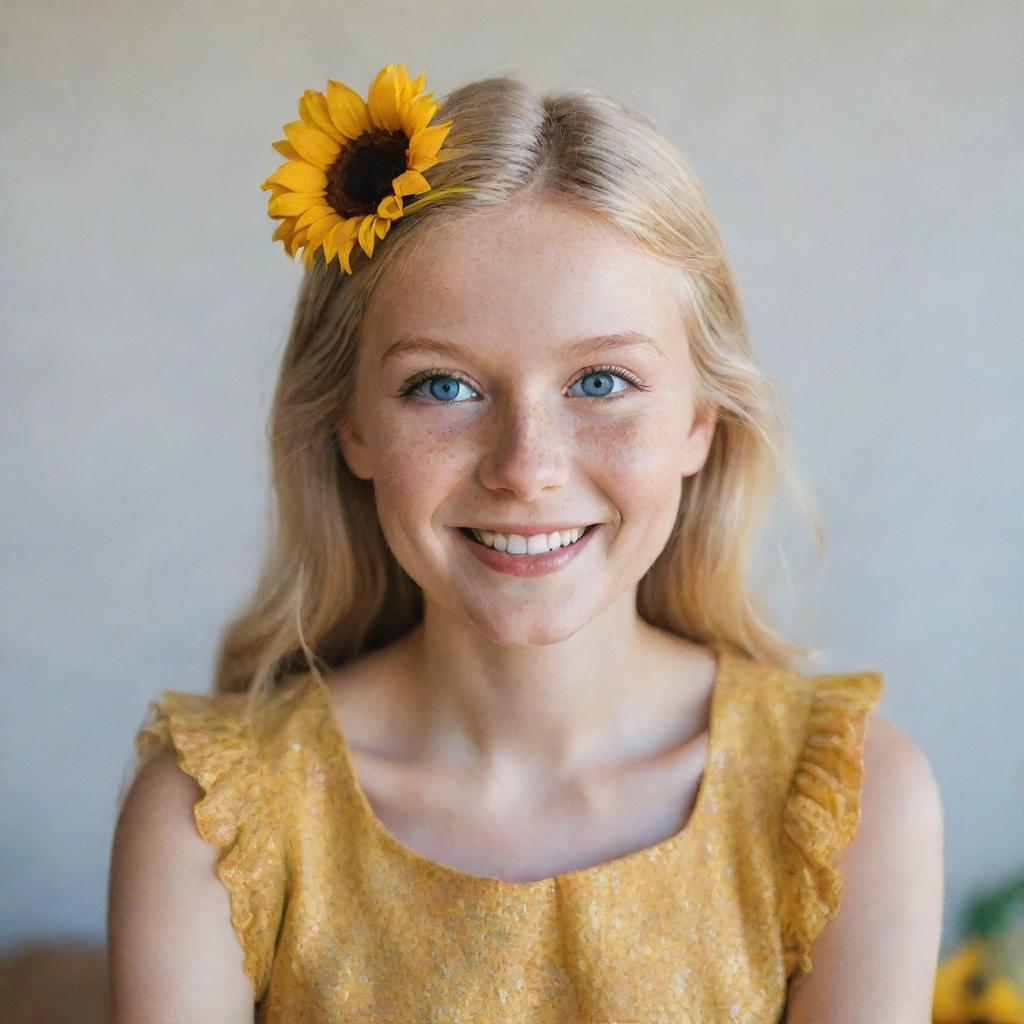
xmin=933 ymin=936 xmax=1024 ymax=1024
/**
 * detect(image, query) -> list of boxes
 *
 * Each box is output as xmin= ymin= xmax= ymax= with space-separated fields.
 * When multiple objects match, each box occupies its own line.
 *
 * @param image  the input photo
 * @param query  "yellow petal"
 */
xmin=374 ymin=216 xmax=390 ymax=240
xmin=268 ymin=192 xmax=322 ymax=217
xmin=405 ymin=95 xmax=438 ymax=137
xmin=321 ymin=220 xmax=345 ymax=264
xmin=395 ymin=66 xmax=427 ymax=114
xmin=409 ymin=154 xmax=437 ymax=173
xmin=272 ymin=138 xmax=302 ymax=161
xmin=364 ymin=64 xmax=386 ymax=128
xmin=431 ymin=146 xmax=464 ymax=164
xmin=377 ymin=193 xmax=404 ymax=219
xmin=272 ymin=221 xmax=292 ymax=244
xmin=326 ymin=79 xmax=371 ymax=140
xmin=261 ymin=160 xmax=327 ymax=193
xmin=357 ymin=214 xmax=377 ymax=258
xmin=392 ymin=169 xmax=431 ymax=197
xmin=336 ymin=216 xmax=361 ymax=242
xmin=288 ymin=226 xmax=307 ymax=257
xmin=302 ymin=220 xmax=335 ymax=267
xmin=339 ymin=236 xmax=356 ymax=275
xmin=283 ymin=121 xmax=341 ymax=169
xmin=304 ymin=215 xmax=336 ymax=250
xmin=299 ymin=89 xmax=345 ymax=143
xmin=294 ymin=204 xmax=336 ymax=232
xmin=268 ymin=192 xmax=323 ymax=218
xmin=367 ymin=63 xmax=402 ymax=132
xmin=392 ymin=64 xmax=410 ymax=106
xmin=394 ymin=64 xmax=412 ymax=90
xmin=408 ymin=121 xmax=452 ymax=170
xmin=401 ymin=183 xmax=473 ymax=215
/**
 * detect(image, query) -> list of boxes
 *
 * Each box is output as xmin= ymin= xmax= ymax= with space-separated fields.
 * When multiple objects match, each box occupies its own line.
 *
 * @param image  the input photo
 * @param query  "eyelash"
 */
xmin=397 ymin=364 xmax=651 ymax=404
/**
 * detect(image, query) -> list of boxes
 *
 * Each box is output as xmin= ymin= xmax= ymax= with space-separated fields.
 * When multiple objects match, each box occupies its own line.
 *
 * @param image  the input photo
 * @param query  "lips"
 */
xmin=453 ymin=521 xmax=602 ymax=577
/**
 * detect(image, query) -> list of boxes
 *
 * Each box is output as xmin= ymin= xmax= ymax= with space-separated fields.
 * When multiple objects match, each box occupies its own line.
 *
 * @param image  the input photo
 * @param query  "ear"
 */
xmin=680 ymin=398 xmax=719 ymax=478
xmin=336 ymin=410 xmax=375 ymax=481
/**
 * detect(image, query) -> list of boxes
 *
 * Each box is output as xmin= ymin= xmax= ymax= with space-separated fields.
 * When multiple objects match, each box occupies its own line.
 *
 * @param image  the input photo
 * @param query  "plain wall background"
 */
xmin=2 ymin=0 xmax=1020 ymax=968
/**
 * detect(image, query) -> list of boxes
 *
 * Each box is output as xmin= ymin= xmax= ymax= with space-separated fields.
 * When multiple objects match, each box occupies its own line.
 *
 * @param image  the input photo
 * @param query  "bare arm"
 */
xmin=107 ymin=748 xmax=257 ymax=1024
xmin=785 ymin=711 xmax=945 ymax=1023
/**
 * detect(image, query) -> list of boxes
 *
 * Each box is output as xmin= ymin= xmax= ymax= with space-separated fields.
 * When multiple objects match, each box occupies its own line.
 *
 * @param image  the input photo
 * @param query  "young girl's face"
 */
xmin=338 ymin=196 xmax=717 ymax=645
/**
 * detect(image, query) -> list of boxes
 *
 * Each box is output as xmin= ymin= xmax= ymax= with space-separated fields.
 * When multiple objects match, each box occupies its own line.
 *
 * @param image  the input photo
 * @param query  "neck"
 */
xmin=394 ymin=606 xmax=719 ymax=791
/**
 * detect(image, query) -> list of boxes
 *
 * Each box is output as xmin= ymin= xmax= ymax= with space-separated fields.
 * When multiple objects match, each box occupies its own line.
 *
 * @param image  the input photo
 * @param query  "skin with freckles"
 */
xmin=333 ymin=195 xmax=721 ymax=880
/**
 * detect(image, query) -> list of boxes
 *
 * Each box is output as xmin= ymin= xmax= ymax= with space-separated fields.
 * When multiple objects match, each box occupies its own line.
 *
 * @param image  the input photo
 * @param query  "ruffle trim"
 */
xmin=134 ymin=690 xmax=288 ymax=1004
xmin=780 ymin=671 xmax=884 ymax=986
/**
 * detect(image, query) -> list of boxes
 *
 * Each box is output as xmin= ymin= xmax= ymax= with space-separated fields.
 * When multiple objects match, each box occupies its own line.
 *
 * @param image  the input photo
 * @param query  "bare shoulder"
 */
xmin=110 ymin=749 xmax=209 ymax=882
xmin=785 ymin=708 xmax=945 ymax=1023
xmin=107 ymin=749 xmax=255 ymax=1023
xmin=118 ymin=747 xmax=203 ymax=825
xmin=854 ymin=709 xmax=944 ymax=908
xmin=861 ymin=710 xmax=944 ymax=827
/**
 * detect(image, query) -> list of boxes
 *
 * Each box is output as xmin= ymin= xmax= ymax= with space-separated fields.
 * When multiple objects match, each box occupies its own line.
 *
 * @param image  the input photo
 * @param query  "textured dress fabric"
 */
xmin=132 ymin=638 xmax=884 ymax=1024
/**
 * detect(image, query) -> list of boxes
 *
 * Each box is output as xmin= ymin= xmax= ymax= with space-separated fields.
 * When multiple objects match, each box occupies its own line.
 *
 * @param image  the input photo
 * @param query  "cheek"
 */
xmin=577 ymin=416 xmax=686 ymax=523
xmin=576 ymin=413 xmax=683 ymax=473
xmin=367 ymin=415 xmax=464 ymax=516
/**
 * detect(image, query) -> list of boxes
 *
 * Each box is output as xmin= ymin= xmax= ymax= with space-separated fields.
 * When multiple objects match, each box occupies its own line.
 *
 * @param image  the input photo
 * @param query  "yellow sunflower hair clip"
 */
xmin=260 ymin=63 xmax=470 ymax=274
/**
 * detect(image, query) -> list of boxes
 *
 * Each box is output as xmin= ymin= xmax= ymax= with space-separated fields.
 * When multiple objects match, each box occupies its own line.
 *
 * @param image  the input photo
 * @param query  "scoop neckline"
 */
xmin=303 ymin=638 xmax=734 ymax=892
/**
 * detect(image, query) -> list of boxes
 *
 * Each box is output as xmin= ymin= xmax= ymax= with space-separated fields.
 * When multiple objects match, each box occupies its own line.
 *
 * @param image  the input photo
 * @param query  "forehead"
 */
xmin=362 ymin=198 xmax=687 ymax=356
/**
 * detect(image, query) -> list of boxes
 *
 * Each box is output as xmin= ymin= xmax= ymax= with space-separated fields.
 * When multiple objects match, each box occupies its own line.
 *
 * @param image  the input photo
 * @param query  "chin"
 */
xmin=465 ymin=607 xmax=595 ymax=649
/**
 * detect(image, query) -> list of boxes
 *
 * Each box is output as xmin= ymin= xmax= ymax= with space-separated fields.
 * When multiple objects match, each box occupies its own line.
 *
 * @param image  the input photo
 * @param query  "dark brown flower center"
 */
xmin=326 ymin=129 xmax=410 ymax=218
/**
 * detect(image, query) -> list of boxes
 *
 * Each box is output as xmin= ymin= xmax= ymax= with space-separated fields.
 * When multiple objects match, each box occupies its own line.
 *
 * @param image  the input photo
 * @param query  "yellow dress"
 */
xmin=133 ymin=639 xmax=884 ymax=1024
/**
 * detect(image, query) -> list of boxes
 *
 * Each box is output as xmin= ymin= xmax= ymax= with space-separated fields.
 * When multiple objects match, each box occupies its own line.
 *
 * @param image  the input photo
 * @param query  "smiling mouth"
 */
xmin=457 ymin=524 xmax=598 ymax=549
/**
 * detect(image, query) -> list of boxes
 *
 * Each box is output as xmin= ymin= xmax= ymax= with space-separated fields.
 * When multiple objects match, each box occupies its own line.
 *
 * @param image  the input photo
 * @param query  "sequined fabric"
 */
xmin=133 ymin=642 xmax=883 ymax=1023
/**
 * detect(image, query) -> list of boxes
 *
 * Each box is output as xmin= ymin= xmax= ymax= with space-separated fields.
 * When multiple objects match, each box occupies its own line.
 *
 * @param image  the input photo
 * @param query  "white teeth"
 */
xmin=470 ymin=526 xmax=591 ymax=554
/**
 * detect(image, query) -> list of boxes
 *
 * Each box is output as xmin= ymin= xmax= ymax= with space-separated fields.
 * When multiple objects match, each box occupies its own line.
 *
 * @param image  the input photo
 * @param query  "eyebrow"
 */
xmin=380 ymin=329 xmax=667 ymax=365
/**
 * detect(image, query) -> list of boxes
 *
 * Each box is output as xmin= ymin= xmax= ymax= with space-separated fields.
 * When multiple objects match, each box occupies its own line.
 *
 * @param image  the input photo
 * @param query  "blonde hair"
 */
xmin=214 ymin=74 xmax=825 ymax=705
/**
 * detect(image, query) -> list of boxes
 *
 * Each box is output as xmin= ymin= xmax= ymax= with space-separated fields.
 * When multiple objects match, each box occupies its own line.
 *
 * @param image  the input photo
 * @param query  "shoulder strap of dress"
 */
xmin=133 ymin=686 xmax=293 ymax=1003
xmin=778 ymin=669 xmax=885 ymax=987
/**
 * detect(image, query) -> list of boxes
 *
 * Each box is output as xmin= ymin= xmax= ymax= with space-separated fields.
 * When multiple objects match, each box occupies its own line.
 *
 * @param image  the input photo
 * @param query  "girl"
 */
xmin=107 ymin=63 xmax=943 ymax=1023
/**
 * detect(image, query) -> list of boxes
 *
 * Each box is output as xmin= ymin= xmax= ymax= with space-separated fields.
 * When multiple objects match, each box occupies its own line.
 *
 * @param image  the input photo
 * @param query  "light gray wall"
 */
xmin=2 ymin=0 xmax=1020 ymax=964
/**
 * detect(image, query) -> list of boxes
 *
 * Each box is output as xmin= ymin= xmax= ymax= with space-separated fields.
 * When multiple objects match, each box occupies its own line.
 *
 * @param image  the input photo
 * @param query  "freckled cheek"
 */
xmin=579 ymin=420 xmax=686 ymax=524
xmin=576 ymin=418 xmax=680 ymax=474
xmin=367 ymin=422 xmax=465 ymax=529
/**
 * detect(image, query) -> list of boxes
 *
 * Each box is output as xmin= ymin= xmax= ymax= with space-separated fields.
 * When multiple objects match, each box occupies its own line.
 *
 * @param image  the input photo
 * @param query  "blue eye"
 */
xmin=566 ymin=369 xmax=633 ymax=399
xmin=398 ymin=365 xmax=648 ymax=405
xmin=401 ymin=374 xmax=479 ymax=403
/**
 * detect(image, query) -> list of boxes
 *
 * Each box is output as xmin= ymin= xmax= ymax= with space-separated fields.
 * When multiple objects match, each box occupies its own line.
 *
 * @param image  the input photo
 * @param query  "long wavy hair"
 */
xmin=214 ymin=73 xmax=825 ymax=706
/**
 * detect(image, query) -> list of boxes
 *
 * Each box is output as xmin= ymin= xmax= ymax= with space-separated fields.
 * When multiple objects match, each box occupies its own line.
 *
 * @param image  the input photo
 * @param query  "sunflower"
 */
xmin=260 ymin=63 xmax=467 ymax=274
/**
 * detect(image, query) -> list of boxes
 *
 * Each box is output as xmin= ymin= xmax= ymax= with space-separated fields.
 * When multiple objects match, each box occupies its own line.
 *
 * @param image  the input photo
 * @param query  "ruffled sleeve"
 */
xmin=134 ymin=689 xmax=289 ymax=1004
xmin=780 ymin=670 xmax=885 ymax=987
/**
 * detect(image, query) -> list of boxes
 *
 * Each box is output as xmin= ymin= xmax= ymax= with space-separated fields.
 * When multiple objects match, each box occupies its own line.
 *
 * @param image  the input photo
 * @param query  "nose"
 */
xmin=475 ymin=396 xmax=568 ymax=500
